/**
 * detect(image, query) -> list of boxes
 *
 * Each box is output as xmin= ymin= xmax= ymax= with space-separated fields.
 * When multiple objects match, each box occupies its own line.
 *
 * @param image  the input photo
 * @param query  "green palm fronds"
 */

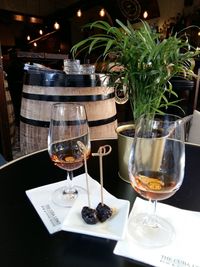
xmin=71 ymin=19 xmax=200 ymax=121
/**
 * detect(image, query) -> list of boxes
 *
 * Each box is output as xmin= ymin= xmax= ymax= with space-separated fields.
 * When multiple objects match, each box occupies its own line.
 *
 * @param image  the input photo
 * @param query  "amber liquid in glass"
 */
xmin=131 ymin=171 xmax=178 ymax=201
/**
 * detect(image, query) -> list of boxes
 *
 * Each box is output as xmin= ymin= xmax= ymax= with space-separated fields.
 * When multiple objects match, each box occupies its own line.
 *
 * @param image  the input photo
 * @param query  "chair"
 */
xmin=183 ymin=110 xmax=200 ymax=145
xmin=0 ymin=154 xmax=7 ymax=166
xmin=169 ymin=77 xmax=196 ymax=116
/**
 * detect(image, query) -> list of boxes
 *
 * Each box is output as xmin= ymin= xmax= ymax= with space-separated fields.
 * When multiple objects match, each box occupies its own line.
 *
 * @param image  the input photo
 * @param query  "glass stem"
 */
xmin=148 ymin=199 xmax=158 ymax=227
xmin=64 ymin=171 xmax=74 ymax=194
xmin=152 ymin=199 xmax=157 ymax=217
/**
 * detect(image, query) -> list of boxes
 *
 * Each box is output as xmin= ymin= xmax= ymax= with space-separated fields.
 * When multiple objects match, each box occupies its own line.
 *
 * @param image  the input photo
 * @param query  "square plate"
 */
xmin=62 ymin=194 xmax=130 ymax=240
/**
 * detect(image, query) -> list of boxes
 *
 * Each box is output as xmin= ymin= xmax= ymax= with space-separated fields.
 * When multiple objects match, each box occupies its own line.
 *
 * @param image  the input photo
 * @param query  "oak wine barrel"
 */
xmin=20 ymin=67 xmax=117 ymax=154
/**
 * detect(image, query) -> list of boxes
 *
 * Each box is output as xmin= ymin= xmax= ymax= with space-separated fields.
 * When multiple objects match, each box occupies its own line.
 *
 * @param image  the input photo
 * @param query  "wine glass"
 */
xmin=128 ymin=114 xmax=185 ymax=247
xmin=48 ymin=102 xmax=91 ymax=207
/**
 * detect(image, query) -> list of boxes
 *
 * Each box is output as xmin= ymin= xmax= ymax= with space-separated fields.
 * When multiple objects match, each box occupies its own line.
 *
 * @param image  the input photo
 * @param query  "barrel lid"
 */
xmin=23 ymin=66 xmax=109 ymax=87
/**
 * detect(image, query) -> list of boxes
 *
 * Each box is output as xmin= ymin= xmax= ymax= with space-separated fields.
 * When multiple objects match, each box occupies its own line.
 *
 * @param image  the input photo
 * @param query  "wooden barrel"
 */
xmin=20 ymin=67 xmax=117 ymax=154
xmin=4 ymin=79 xmax=15 ymax=145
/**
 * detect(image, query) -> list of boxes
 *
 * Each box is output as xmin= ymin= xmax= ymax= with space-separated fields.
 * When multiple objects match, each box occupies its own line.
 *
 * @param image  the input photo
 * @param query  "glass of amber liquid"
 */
xmin=128 ymin=114 xmax=185 ymax=247
xmin=48 ymin=103 xmax=91 ymax=207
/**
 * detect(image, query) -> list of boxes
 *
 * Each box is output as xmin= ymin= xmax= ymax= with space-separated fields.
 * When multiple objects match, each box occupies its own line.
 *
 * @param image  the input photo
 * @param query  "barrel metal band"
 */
xmin=22 ymin=92 xmax=114 ymax=102
xmin=20 ymin=114 xmax=117 ymax=128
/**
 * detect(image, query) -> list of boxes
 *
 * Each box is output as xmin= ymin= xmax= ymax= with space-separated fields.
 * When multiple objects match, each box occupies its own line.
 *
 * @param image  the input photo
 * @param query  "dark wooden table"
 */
xmin=0 ymin=139 xmax=200 ymax=267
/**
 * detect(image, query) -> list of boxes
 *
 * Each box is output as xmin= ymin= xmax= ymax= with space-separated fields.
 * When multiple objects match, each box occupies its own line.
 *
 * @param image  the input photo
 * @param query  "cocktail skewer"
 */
xmin=81 ymin=144 xmax=113 ymax=224
xmin=83 ymin=154 xmax=91 ymax=208
xmin=77 ymin=141 xmax=91 ymax=207
xmin=92 ymin=145 xmax=112 ymax=205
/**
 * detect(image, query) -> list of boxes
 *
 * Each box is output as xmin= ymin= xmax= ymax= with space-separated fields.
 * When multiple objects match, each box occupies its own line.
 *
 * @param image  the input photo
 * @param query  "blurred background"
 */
xmin=0 ymin=0 xmax=200 ymax=59
xmin=1 ymin=0 xmax=200 ymax=162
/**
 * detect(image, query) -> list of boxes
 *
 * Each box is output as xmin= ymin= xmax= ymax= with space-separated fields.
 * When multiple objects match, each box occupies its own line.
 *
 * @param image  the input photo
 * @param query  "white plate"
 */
xmin=62 ymin=194 xmax=130 ymax=240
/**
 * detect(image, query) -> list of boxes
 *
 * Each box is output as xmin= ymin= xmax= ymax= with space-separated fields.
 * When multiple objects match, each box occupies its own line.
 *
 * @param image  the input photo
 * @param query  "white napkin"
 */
xmin=114 ymin=197 xmax=200 ymax=267
xmin=26 ymin=173 xmax=112 ymax=234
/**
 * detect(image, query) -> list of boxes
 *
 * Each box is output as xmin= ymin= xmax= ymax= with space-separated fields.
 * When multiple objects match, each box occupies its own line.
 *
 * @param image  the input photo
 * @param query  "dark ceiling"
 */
xmin=0 ymin=0 xmax=160 ymax=22
xmin=0 ymin=0 xmax=161 ymax=55
xmin=0 ymin=0 xmax=80 ymax=16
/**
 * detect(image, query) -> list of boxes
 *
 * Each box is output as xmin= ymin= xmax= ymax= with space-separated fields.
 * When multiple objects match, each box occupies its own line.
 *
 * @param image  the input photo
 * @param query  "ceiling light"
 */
xmin=13 ymin=14 xmax=24 ymax=22
xmin=39 ymin=29 xmax=43 ymax=35
xmin=33 ymin=42 xmax=37 ymax=47
xmin=99 ymin=8 xmax=105 ymax=17
xmin=27 ymin=35 xmax=31 ymax=41
xmin=54 ymin=22 xmax=60 ymax=30
xmin=143 ymin=11 xmax=148 ymax=19
xmin=77 ymin=9 xmax=82 ymax=17
xmin=29 ymin=17 xmax=42 ymax=24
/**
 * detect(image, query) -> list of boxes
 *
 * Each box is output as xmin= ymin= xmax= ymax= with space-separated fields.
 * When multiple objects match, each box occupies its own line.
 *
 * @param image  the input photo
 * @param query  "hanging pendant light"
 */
xmin=143 ymin=11 xmax=148 ymax=19
xmin=99 ymin=8 xmax=105 ymax=17
xmin=77 ymin=9 xmax=82 ymax=17
xmin=54 ymin=22 xmax=60 ymax=30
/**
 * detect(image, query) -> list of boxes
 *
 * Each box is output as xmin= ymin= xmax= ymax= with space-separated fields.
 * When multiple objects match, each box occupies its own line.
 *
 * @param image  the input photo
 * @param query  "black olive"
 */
xmin=96 ymin=203 xmax=112 ymax=222
xmin=81 ymin=206 xmax=98 ymax=224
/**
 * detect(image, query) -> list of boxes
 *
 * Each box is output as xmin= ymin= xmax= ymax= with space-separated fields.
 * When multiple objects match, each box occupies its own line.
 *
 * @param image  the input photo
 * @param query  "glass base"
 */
xmin=52 ymin=185 xmax=85 ymax=208
xmin=128 ymin=213 xmax=175 ymax=248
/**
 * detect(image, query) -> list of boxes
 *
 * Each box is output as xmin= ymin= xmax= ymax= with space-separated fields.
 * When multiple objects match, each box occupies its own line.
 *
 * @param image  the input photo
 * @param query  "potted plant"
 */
xmin=71 ymin=19 xmax=199 ymax=182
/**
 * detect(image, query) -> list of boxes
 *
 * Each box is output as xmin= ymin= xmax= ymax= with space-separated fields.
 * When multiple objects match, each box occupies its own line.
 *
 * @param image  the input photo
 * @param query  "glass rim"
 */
xmin=52 ymin=102 xmax=85 ymax=108
xmin=137 ymin=113 xmax=181 ymax=120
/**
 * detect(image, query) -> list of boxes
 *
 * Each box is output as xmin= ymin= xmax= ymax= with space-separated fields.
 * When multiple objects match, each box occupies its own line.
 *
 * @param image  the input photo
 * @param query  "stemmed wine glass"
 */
xmin=48 ymin=103 xmax=91 ymax=207
xmin=128 ymin=114 xmax=185 ymax=247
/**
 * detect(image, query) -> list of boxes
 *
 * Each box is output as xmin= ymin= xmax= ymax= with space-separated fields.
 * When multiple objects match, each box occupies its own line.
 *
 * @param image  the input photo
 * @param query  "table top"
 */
xmin=0 ymin=139 xmax=200 ymax=267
